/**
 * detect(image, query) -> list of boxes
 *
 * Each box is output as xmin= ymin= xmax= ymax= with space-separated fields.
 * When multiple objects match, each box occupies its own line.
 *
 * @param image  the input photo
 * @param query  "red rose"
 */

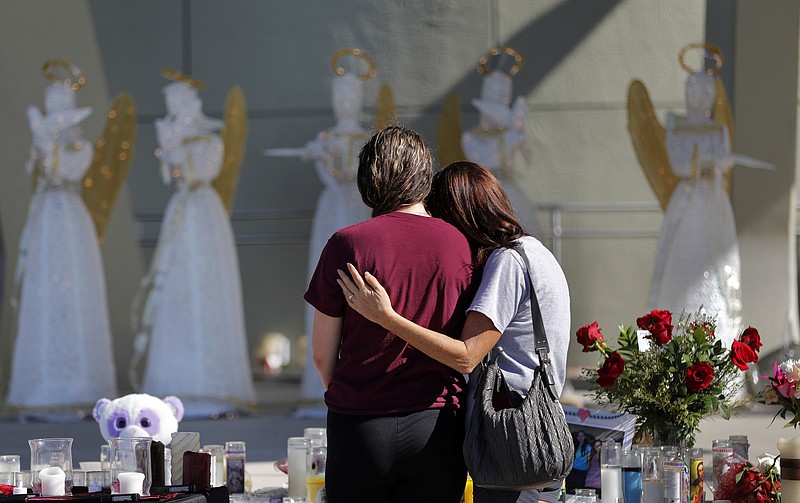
xmin=686 ymin=361 xmax=714 ymax=391
xmin=0 ymin=485 xmax=12 ymax=496
xmin=648 ymin=323 xmax=674 ymax=345
xmin=731 ymin=340 xmax=758 ymax=371
xmin=636 ymin=309 xmax=672 ymax=330
xmin=576 ymin=322 xmax=604 ymax=352
xmin=637 ymin=310 xmax=674 ymax=345
xmin=741 ymin=326 xmax=763 ymax=352
xmin=597 ymin=352 xmax=625 ymax=387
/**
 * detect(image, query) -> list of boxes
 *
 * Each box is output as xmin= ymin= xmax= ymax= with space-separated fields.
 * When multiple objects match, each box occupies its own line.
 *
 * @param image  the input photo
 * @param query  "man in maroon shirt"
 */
xmin=304 ymin=125 xmax=475 ymax=503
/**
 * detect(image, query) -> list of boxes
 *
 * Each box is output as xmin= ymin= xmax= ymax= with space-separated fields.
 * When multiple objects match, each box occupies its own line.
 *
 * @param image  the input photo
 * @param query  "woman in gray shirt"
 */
xmin=338 ymin=161 xmax=571 ymax=503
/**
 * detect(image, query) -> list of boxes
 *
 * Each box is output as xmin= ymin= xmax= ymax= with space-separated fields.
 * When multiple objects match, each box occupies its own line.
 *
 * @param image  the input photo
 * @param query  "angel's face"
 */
xmin=163 ymin=82 xmax=202 ymax=118
xmin=480 ymin=72 xmax=512 ymax=106
xmin=684 ymin=72 xmax=715 ymax=117
xmin=332 ymin=73 xmax=364 ymax=122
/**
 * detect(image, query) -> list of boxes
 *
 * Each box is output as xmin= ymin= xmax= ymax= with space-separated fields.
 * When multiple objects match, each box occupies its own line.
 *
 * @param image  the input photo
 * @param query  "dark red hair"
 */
xmin=428 ymin=161 xmax=525 ymax=265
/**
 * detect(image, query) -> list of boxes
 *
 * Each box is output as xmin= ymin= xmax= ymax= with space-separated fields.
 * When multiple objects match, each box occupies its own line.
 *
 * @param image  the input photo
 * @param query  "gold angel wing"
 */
xmin=375 ymin=82 xmax=396 ymax=130
xmin=82 ymin=93 xmax=137 ymax=245
xmin=214 ymin=86 xmax=248 ymax=216
xmin=714 ymin=76 xmax=734 ymax=143
xmin=713 ymin=76 xmax=734 ymax=193
xmin=627 ymin=80 xmax=677 ymax=211
xmin=437 ymin=92 xmax=466 ymax=167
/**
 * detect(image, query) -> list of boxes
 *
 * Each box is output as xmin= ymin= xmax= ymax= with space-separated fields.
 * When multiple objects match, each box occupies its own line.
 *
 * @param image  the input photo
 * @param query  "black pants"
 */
xmin=473 ymin=486 xmax=522 ymax=503
xmin=326 ymin=408 xmax=466 ymax=503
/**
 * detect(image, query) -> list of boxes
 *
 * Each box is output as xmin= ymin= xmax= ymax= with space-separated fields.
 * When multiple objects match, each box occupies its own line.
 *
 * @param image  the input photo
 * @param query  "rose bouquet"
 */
xmin=715 ymin=454 xmax=780 ymax=503
xmin=576 ymin=309 xmax=762 ymax=447
xmin=761 ymin=358 xmax=800 ymax=427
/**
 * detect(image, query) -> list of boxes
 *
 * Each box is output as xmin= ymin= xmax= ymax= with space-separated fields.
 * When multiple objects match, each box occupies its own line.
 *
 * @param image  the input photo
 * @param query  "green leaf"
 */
xmin=720 ymin=402 xmax=731 ymax=420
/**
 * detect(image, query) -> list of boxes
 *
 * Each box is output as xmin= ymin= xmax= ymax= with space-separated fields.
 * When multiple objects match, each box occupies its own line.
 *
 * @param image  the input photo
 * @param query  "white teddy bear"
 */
xmin=93 ymin=394 xmax=184 ymax=445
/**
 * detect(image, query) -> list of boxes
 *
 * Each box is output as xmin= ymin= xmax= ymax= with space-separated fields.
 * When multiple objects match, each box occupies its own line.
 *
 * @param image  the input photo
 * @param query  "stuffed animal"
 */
xmin=93 ymin=394 xmax=184 ymax=445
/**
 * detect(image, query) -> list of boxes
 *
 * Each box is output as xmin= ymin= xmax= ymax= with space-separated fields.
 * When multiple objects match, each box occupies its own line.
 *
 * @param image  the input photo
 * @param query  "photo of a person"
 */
xmin=585 ymin=439 xmax=603 ymax=496
xmin=565 ymin=430 xmax=592 ymax=494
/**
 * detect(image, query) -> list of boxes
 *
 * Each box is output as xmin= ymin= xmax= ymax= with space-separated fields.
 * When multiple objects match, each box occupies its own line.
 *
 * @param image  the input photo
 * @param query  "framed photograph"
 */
xmin=562 ymin=406 xmax=637 ymax=495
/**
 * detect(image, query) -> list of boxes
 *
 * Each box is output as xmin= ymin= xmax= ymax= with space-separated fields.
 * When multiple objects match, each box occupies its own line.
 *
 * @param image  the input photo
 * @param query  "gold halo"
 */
xmin=477 ymin=46 xmax=523 ymax=76
xmin=330 ymin=48 xmax=376 ymax=82
xmin=42 ymin=59 xmax=86 ymax=91
xmin=678 ymin=43 xmax=724 ymax=75
xmin=161 ymin=66 xmax=205 ymax=90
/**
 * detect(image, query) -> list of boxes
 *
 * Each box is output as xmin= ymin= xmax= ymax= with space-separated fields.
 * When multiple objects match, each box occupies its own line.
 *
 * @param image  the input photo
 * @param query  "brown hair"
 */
xmin=428 ymin=161 xmax=525 ymax=265
xmin=357 ymin=125 xmax=433 ymax=217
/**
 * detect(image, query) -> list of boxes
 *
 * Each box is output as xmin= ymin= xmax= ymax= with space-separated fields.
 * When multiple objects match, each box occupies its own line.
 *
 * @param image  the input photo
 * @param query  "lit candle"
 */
xmin=117 ymin=471 xmax=144 ymax=495
xmin=778 ymin=437 xmax=800 ymax=503
xmin=39 ymin=467 xmax=65 ymax=496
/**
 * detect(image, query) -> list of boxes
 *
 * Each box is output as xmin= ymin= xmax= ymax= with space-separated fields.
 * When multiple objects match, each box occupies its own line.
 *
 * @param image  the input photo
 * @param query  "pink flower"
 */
xmin=773 ymin=363 xmax=797 ymax=398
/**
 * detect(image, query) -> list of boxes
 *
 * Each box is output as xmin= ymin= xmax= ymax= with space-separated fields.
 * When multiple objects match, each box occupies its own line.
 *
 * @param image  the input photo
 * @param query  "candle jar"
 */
xmin=306 ymin=444 xmax=326 ymax=503
xmin=622 ymin=446 xmax=642 ymax=503
xmin=729 ymin=435 xmax=749 ymax=463
xmin=662 ymin=447 xmax=687 ymax=503
xmin=287 ymin=437 xmax=310 ymax=500
xmin=303 ymin=428 xmax=327 ymax=448
xmin=202 ymin=445 xmax=225 ymax=487
xmin=641 ymin=447 xmax=664 ymax=503
xmin=575 ymin=488 xmax=597 ymax=503
xmin=601 ymin=440 xmax=622 ymax=503
xmin=0 ymin=455 xmax=21 ymax=474
xmin=85 ymin=470 xmax=106 ymax=492
xmin=108 ymin=437 xmax=152 ymax=496
xmin=710 ymin=438 xmax=734 ymax=498
xmin=28 ymin=438 xmax=73 ymax=495
xmin=688 ymin=447 xmax=704 ymax=503
xmin=225 ymin=441 xmax=246 ymax=494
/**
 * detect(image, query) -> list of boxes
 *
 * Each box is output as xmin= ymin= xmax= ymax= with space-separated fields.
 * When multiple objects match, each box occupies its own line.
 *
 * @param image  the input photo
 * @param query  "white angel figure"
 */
xmin=459 ymin=47 xmax=541 ymax=237
xmin=265 ymin=49 xmax=388 ymax=412
xmin=131 ymin=68 xmax=254 ymax=416
xmin=7 ymin=60 xmax=135 ymax=412
xmin=628 ymin=43 xmax=771 ymax=348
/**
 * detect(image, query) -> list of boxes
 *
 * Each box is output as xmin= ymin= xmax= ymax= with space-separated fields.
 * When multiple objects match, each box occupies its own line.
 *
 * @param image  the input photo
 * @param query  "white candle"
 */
xmin=39 ymin=467 xmax=65 ymax=496
xmin=117 ymin=471 xmax=145 ymax=495
xmin=778 ymin=437 xmax=800 ymax=503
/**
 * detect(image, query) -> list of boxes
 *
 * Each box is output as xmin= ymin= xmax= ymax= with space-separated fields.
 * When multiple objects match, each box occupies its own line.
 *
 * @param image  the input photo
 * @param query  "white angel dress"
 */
xmin=462 ymin=71 xmax=541 ymax=237
xmin=265 ymin=73 xmax=371 ymax=411
xmin=7 ymin=84 xmax=117 ymax=410
xmin=648 ymin=115 xmax=742 ymax=347
xmin=134 ymin=82 xmax=255 ymax=415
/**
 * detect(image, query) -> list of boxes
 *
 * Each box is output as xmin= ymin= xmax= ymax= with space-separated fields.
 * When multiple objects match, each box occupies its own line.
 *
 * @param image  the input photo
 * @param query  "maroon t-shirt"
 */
xmin=304 ymin=212 xmax=475 ymax=415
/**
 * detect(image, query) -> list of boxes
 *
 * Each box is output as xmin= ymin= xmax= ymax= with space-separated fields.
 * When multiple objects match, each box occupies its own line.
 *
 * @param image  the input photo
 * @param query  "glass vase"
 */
xmin=651 ymin=424 xmax=693 ymax=448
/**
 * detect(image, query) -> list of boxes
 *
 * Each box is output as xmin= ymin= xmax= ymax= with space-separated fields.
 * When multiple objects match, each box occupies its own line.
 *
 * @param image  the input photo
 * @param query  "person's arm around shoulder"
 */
xmin=311 ymin=309 xmax=342 ymax=390
xmin=337 ymin=263 xmax=500 ymax=374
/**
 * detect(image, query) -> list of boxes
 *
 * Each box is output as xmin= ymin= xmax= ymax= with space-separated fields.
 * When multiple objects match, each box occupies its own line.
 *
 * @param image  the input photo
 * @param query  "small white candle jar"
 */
xmin=28 ymin=438 xmax=73 ymax=495
xmin=109 ymin=437 xmax=152 ymax=496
